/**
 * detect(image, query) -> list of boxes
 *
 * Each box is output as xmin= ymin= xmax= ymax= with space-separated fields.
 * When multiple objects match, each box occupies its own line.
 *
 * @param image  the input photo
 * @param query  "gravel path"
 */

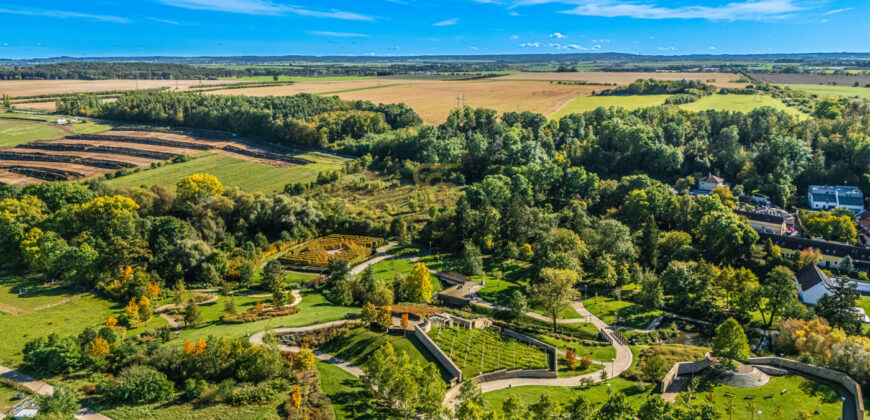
xmin=248 ymin=320 xmax=364 ymax=377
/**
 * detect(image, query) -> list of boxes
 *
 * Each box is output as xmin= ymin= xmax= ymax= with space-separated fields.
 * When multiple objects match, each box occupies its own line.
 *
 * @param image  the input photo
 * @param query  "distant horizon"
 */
xmin=0 ymin=0 xmax=867 ymax=59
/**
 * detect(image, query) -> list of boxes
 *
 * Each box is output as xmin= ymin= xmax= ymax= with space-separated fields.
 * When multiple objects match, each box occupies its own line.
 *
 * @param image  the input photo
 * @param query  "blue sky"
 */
xmin=0 ymin=0 xmax=867 ymax=58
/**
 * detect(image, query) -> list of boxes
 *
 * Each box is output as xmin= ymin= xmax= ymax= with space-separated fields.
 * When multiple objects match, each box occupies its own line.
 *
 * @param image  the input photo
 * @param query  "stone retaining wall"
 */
xmin=414 ymin=318 xmax=463 ymax=385
xmin=473 ymin=368 xmax=557 ymax=383
xmin=660 ymin=357 xmax=713 ymax=396
xmin=748 ymin=357 xmax=864 ymax=420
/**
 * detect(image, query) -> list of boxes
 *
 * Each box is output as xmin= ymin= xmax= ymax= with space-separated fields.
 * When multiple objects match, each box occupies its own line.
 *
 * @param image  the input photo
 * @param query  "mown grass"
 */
xmin=103 ymin=151 xmax=347 ymax=193
xmin=315 ymin=360 xmax=398 ymax=420
xmin=679 ymin=94 xmax=806 ymax=118
xmin=367 ymin=255 xmax=443 ymax=294
xmin=0 ymin=116 xmax=63 ymax=147
xmin=482 ymin=376 xmax=654 ymax=414
xmin=550 ymin=95 xmax=671 ymax=119
xmin=0 ymin=382 xmax=23 ymax=412
xmin=688 ymin=374 xmax=841 ymax=420
xmin=583 ymin=295 xmax=662 ymax=330
xmin=319 ymin=326 xmax=451 ymax=383
xmin=0 ymin=274 xmax=71 ymax=312
xmin=428 ymin=325 xmax=549 ymax=379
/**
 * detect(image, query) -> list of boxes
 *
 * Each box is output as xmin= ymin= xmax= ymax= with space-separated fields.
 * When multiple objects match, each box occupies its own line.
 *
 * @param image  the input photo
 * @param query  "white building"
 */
xmin=808 ymin=185 xmax=864 ymax=212
xmin=697 ymin=173 xmax=725 ymax=192
xmin=796 ymin=264 xmax=835 ymax=304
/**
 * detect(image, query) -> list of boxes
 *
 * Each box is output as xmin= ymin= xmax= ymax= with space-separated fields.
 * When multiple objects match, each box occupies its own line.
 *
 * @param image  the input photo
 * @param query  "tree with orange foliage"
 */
xmin=290 ymin=385 xmax=302 ymax=412
xmin=145 ymin=282 xmax=160 ymax=299
xmin=565 ymin=347 xmax=577 ymax=370
xmin=105 ymin=316 xmax=117 ymax=328
xmin=255 ymin=300 xmax=265 ymax=314
xmin=124 ymin=297 xmax=139 ymax=321
xmin=400 ymin=313 xmax=409 ymax=337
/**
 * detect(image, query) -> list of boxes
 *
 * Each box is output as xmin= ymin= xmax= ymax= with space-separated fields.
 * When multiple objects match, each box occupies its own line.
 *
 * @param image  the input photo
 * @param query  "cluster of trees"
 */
xmin=453 ymin=379 xmax=718 ymax=420
xmin=598 ymin=78 xmax=718 ymax=97
xmin=58 ymin=91 xmax=421 ymax=148
xmin=362 ymin=343 xmax=445 ymax=417
xmin=777 ymin=317 xmax=870 ymax=387
xmin=799 ymin=209 xmax=858 ymax=243
xmin=324 ymin=259 xmax=433 ymax=308
xmin=0 ymin=174 xmax=321 ymax=300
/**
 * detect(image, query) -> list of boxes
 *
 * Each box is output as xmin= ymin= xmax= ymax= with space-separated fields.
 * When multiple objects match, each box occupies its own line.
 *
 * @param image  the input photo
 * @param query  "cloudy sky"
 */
xmin=0 ymin=0 xmax=866 ymax=58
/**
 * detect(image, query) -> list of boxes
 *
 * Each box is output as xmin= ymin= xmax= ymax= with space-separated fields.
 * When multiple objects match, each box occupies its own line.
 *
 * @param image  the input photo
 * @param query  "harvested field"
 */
xmin=12 ymin=148 xmax=156 ymax=166
xmin=495 ymin=71 xmax=746 ymax=88
xmin=0 ymin=79 xmax=235 ymax=97
xmin=203 ymin=78 xmax=429 ymax=97
xmin=13 ymin=102 xmax=57 ymax=111
xmin=333 ymin=80 xmax=599 ymax=124
xmin=0 ymin=171 xmax=41 ymax=186
xmin=754 ymin=73 xmax=870 ymax=86
xmin=0 ymin=160 xmax=100 ymax=178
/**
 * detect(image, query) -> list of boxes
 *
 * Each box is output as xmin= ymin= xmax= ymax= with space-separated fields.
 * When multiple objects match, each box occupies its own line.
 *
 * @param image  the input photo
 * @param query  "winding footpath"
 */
xmin=350 ymin=241 xmax=398 ymax=275
xmin=155 ymin=289 xmax=303 ymax=328
xmin=248 ymin=319 xmax=365 ymax=377
xmin=0 ymin=366 xmax=110 ymax=420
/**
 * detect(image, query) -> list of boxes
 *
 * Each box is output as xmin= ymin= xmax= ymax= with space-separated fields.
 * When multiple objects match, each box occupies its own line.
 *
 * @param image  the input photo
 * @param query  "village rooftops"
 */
xmin=795 ymin=264 xmax=834 ymax=293
xmin=735 ymin=209 xmax=786 ymax=225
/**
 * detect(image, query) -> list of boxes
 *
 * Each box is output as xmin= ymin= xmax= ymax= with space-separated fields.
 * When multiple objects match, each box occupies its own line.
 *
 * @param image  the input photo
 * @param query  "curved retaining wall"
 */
xmin=660 ymin=357 xmax=714 ymax=396
xmin=473 ymin=368 xmax=556 ymax=383
xmin=414 ymin=318 xmax=463 ymax=385
xmin=748 ymin=357 xmax=864 ymax=420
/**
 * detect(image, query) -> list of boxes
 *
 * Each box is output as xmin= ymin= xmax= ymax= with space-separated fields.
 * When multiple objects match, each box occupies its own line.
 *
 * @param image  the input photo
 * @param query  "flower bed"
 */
xmin=221 ymin=306 xmax=301 ymax=324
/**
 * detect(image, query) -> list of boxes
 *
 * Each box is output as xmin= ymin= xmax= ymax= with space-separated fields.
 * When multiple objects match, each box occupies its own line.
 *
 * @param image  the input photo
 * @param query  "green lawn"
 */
xmin=0 ymin=293 xmax=117 ymax=366
xmin=688 ymin=375 xmax=842 ymax=420
xmin=319 ymin=326 xmax=451 ymax=383
xmin=367 ymin=257 xmax=443 ymax=295
xmin=679 ymin=94 xmax=806 ymax=118
xmin=99 ymin=398 xmax=284 ymax=420
xmin=776 ymin=84 xmax=870 ymax=101
xmin=482 ymin=376 xmax=654 ymax=414
xmin=0 ymin=382 xmax=24 ymax=413
xmin=557 ymin=361 xmax=604 ymax=377
xmin=428 ymin=325 xmax=549 ymax=379
xmin=0 ymin=274 xmax=71 ymax=313
xmin=534 ymin=334 xmax=616 ymax=362
xmin=316 ymin=361 xmax=397 ymax=420
xmin=550 ymin=95 xmax=672 ymax=119
xmin=0 ymin=116 xmax=63 ymax=147
xmin=103 ymin=151 xmax=347 ymax=193
xmin=583 ymin=295 xmax=662 ymax=330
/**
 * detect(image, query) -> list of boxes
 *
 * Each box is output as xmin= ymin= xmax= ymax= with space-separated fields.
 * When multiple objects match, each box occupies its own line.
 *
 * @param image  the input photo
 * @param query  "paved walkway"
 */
xmin=248 ymin=320 xmax=364 ymax=377
xmin=350 ymin=241 xmax=398 ymax=275
xmin=0 ymin=366 xmax=111 ymax=419
xmin=155 ymin=294 xmax=220 ymax=328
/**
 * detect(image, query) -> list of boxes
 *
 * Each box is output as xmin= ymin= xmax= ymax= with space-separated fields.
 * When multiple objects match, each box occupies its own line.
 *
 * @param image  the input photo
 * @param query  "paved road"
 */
xmin=248 ymin=320 xmax=364 ymax=377
xmin=0 ymin=366 xmax=111 ymax=419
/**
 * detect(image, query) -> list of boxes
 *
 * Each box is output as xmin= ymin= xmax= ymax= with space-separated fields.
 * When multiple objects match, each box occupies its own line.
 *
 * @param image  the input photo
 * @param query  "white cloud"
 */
xmin=824 ymin=7 xmax=852 ymax=15
xmin=820 ymin=18 xmax=828 ymax=22
xmin=470 ymin=46 xmax=479 ymax=50
xmin=548 ymin=32 xmax=566 ymax=38
xmin=591 ymin=38 xmax=610 ymax=43
xmin=508 ymin=11 xmax=521 ymax=16
xmin=0 ymin=6 xmax=128 ymax=22
xmin=510 ymin=34 xmax=519 ymax=39
xmin=709 ymin=46 xmax=717 ymax=50
xmin=519 ymin=42 xmax=540 ymax=47
xmin=657 ymin=46 xmax=676 ymax=51
xmin=307 ymin=30 xmax=369 ymax=37
xmin=512 ymin=0 xmax=805 ymax=21
xmin=158 ymin=0 xmax=373 ymax=20
xmin=548 ymin=43 xmax=586 ymax=50
xmin=433 ymin=17 xmax=459 ymax=26
xmin=147 ymin=17 xmax=179 ymax=24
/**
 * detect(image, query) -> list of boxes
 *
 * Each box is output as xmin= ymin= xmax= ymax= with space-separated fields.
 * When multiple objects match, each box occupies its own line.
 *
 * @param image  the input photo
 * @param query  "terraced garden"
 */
xmin=428 ymin=325 xmax=550 ymax=379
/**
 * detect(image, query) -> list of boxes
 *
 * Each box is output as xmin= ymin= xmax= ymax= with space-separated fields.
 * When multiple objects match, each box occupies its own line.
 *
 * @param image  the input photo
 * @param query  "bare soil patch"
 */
xmin=753 ymin=73 xmax=870 ymax=86
xmin=0 ymin=171 xmax=41 ymax=186
xmin=495 ymin=71 xmax=746 ymax=88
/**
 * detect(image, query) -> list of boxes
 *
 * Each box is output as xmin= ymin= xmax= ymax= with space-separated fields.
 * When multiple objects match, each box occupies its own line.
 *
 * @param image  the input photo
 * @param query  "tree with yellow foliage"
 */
xmin=375 ymin=305 xmax=393 ymax=331
xmin=138 ymin=296 xmax=152 ymax=322
xmin=289 ymin=385 xmax=302 ymax=411
xmin=293 ymin=346 xmax=316 ymax=372
xmin=145 ymin=282 xmax=160 ymax=299
xmin=519 ymin=243 xmax=534 ymax=261
xmin=176 ymin=173 xmax=224 ymax=204
xmin=105 ymin=317 xmax=117 ymax=328
xmin=404 ymin=262 xmax=432 ymax=303
xmin=124 ymin=297 xmax=140 ymax=321
xmin=87 ymin=337 xmax=111 ymax=357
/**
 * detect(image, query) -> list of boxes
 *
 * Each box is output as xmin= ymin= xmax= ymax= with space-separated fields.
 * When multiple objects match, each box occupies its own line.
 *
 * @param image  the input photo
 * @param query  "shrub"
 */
xmin=99 ymin=365 xmax=175 ymax=403
xmin=220 ymin=306 xmax=300 ymax=323
xmin=225 ymin=379 xmax=287 ymax=405
xmin=36 ymin=386 xmax=79 ymax=417
xmin=22 ymin=333 xmax=81 ymax=375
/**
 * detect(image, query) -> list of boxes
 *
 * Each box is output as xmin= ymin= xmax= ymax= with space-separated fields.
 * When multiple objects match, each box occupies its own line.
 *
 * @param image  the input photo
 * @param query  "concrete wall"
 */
xmin=473 ymin=368 xmax=557 ymax=383
xmin=414 ymin=318 xmax=463 ymax=385
xmin=748 ymin=357 xmax=864 ymax=420
xmin=498 ymin=327 xmax=559 ymax=372
xmin=660 ymin=357 xmax=713 ymax=396
xmin=452 ymin=315 xmax=491 ymax=329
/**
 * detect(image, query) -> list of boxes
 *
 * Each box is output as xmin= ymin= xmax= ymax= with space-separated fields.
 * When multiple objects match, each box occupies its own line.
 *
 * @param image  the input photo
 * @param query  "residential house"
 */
xmin=698 ymin=173 xmax=726 ymax=192
xmin=758 ymin=232 xmax=870 ymax=271
xmin=795 ymin=264 xmax=835 ymax=304
xmin=808 ymin=185 xmax=864 ymax=212
xmin=735 ymin=210 xmax=787 ymax=235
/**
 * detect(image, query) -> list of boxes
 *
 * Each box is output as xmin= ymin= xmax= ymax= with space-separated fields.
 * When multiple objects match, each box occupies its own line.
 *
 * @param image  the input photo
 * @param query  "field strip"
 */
xmin=317 ymin=83 xmax=406 ymax=95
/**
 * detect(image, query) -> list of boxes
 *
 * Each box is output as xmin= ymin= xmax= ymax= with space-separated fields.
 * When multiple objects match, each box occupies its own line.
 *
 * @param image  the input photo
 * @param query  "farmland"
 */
xmin=496 ymin=71 xmax=747 ymax=88
xmin=104 ymin=151 xmax=346 ymax=193
xmin=0 ymin=78 xmax=235 ymax=97
xmin=778 ymin=84 xmax=870 ymax=101
xmin=679 ymin=93 xmax=805 ymax=118
xmin=550 ymin=94 xmax=671 ymax=118
xmin=753 ymin=73 xmax=870 ymax=86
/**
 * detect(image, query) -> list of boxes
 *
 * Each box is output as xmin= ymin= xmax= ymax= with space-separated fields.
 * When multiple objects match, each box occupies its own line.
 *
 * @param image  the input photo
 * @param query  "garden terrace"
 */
xmin=280 ymin=234 xmax=384 ymax=269
xmin=427 ymin=325 xmax=550 ymax=379
xmin=0 ymin=150 xmax=136 ymax=169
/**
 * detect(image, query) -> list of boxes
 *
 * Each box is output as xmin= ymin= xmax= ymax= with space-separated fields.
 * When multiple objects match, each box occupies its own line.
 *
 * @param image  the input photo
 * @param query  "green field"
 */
xmin=778 ymin=84 xmax=870 ymax=101
xmin=679 ymin=94 xmax=806 ymax=118
xmin=319 ymin=326 xmax=451 ymax=383
xmin=0 ymin=116 xmax=63 ymax=147
xmin=583 ymin=295 xmax=662 ymax=330
xmin=550 ymin=95 xmax=671 ymax=119
xmin=103 ymin=151 xmax=347 ymax=193
xmin=315 ymin=360 xmax=398 ymax=420
xmin=686 ymin=375 xmax=841 ymax=420
xmin=428 ymin=325 xmax=549 ymax=379
xmin=368 ymin=255 xmax=443 ymax=294
xmin=0 ymin=382 xmax=24 ymax=413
